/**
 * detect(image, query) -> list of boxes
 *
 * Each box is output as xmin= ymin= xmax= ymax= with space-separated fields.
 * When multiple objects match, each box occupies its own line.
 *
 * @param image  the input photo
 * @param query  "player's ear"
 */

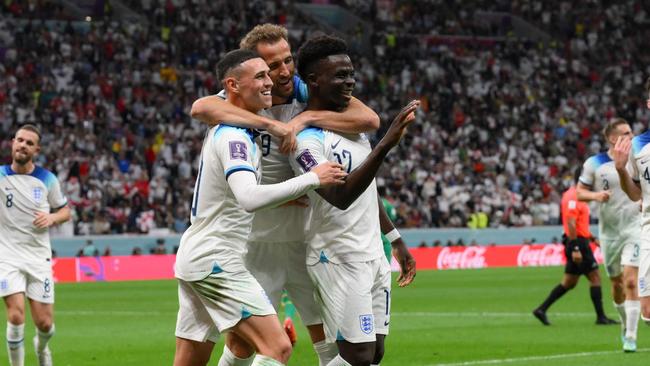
xmin=306 ymin=72 xmax=318 ymax=89
xmin=224 ymin=77 xmax=239 ymax=95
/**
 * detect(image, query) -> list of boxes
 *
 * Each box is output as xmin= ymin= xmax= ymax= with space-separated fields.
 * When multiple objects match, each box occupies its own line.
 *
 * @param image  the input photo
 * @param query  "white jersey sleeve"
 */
xmin=579 ymin=156 xmax=596 ymax=187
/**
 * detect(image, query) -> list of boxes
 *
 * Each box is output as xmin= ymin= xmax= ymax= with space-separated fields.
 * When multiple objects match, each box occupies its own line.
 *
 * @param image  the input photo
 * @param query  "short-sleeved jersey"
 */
xmin=216 ymin=76 xmax=309 ymax=243
xmin=628 ymin=131 xmax=650 ymax=230
xmin=174 ymin=125 xmax=261 ymax=281
xmin=561 ymin=186 xmax=591 ymax=238
xmin=0 ymin=165 xmax=67 ymax=264
xmin=289 ymin=127 xmax=383 ymax=264
xmin=579 ymin=152 xmax=642 ymax=239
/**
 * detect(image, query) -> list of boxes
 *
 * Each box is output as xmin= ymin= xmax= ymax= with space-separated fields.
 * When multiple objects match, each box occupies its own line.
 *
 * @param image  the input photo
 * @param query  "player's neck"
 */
xmin=306 ymin=99 xmax=342 ymax=113
xmin=272 ymin=94 xmax=288 ymax=106
xmin=227 ymin=97 xmax=261 ymax=116
xmin=606 ymin=148 xmax=614 ymax=159
xmin=11 ymin=161 xmax=35 ymax=174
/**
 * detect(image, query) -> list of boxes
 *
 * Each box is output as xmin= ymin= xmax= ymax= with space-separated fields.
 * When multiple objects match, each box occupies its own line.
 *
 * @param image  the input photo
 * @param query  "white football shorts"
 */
xmin=308 ymin=257 xmax=391 ymax=343
xmin=175 ymin=267 xmax=276 ymax=343
xmin=246 ymin=240 xmax=321 ymax=326
xmin=0 ymin=261 xmax=54 ymax=304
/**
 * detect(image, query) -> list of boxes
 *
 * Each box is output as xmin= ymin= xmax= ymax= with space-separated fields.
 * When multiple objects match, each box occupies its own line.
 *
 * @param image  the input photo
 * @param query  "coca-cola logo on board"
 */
xmin=517 ymin=245 xmax=564 ymax=267
xmin=437 ymin=246 xmax=487 ymax=269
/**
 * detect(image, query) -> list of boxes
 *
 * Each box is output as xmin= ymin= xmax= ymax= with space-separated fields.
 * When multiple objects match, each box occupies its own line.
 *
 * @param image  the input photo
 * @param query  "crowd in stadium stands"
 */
xmin=1 ymin=0 xmax=649 ymax=235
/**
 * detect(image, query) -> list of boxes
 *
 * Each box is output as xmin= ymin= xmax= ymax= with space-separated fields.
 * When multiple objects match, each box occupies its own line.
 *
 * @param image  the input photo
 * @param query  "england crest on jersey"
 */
xmin=359 ymin=314 xmax=374 ymax=334
xmin=33 ymin=187 xmax=43 ymax=203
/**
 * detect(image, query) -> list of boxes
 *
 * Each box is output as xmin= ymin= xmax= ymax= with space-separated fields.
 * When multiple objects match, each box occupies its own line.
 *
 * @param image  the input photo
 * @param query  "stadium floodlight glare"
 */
xmin=85 ymin=16 xmax=92 ymax=22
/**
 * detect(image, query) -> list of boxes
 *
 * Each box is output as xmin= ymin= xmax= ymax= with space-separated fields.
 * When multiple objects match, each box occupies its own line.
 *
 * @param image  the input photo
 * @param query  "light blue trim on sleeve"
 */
xmin=632 ymin=132 xmax=650 ymax=156
xmin=225 ymin=165 xmax=256 ymax=179
xmin=293 ymin=75 xmax=309 ymax=103
xmin=296 ymin=127 xmax=324 ymax=142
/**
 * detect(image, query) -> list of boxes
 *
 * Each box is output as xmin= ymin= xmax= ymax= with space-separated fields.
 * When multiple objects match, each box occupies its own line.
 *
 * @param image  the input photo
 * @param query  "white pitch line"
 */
xmin=54 ymin=310 xmax=594 ymax=318
xmin=392 ymin=311 xmax=593 ymax=317
xmin=430 ymin=348 xmax=650 ymax=366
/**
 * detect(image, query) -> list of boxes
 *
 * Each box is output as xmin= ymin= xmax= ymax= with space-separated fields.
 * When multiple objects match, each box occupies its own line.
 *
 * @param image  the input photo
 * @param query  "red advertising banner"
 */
xmin=53 ymin=255 xmax=176 ymax=283
xmin=391 ymin=244 xmax=603 ymax=271
xmin=52 ymin=244 xmax=602 ymax=283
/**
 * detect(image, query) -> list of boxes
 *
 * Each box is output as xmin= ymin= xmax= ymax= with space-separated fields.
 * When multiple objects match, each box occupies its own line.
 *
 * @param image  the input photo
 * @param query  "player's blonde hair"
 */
xmin=239 ymin=24 xmax=289 ymax=51
xmin=602 ymin=118 xmax=629 ymax=139
xmin=16 ymin=123 xmax=41 ymax=143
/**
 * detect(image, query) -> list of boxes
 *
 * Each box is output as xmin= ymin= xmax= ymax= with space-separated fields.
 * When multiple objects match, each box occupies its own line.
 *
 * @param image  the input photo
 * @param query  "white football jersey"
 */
xmin=0 ymin=165 xmax=67 ymax=264
xmin=249 ymin=97 xmax=307 ymax=242
xmin=175 ymin=125 xmax=261 ymax=281
xmin=289 ymin=127 xmax=384 ymax=264
xmin=629 ymin=131 xmax=650 ymax=234
xmin=579 ymin=152 xmax=642 ymax=239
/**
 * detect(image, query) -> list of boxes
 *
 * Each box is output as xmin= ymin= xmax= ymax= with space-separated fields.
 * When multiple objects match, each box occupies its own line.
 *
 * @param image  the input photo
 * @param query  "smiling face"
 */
xmin=256 ymin=38 xmax=295 ymax=102
xmin=312 ymin=54 xmax=355 ymax=111
xmin=225 ymin=57 xmax=273 ymax=112
xmin=12 ymin=128 xmax=40 ymax=166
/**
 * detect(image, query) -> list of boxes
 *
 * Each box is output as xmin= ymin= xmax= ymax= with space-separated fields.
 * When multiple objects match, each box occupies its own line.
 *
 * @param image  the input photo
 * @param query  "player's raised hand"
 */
xmin=379 ymin=100 xmax=420 ymax=149
xmin=33 ymin=211 xmax=55 ymax=229
xmin=391 ymin=238 xmax=416 ymax=287
xmin=612 ymin=135 xmax=632 ymax=171
xmin=267 ymin=121 xmax=296 ymax=154
xmin=311 ymin=162 xmax=347 ymax=186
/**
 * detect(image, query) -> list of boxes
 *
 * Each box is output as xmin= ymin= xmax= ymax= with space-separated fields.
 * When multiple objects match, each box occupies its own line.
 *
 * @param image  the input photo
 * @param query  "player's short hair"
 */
xmin=240 ymin=24 xmax=289 ymax=51
xmin=602 ymin=118 xmax=629 ymax=139
xmin=296 ymin=35 xmax=348 ymax=79
xmin=216 ymin=49 xmax=260 ymax=86
xmin=16 ymin=123 xmax=41 ymax=143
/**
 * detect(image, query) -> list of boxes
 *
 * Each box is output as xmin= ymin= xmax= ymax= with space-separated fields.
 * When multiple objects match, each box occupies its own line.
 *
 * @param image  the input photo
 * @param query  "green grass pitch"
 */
xmin=1 ymin=266 xmax=648 ymax=365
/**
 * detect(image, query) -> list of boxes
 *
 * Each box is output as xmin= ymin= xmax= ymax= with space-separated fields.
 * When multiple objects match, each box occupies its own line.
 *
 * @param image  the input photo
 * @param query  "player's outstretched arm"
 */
xmin=315 ymin=100 xmax=419 ymax=210
xmin=191 ymin=95 xmax=296 ymax=153
xmin=228 ymin=162 xmax=347 ymax=213
xmin=576 ymin=182 xmax=610 ymax=203
xmin=377 ymin=195 xmax=415 ymax=287
xmin=289 ymin=96 xmax=380 ymax=134
xmin=612 ymin=135 xmax=642 ymax=201
xmin=33 ymin=205 xmax=71 ymax=229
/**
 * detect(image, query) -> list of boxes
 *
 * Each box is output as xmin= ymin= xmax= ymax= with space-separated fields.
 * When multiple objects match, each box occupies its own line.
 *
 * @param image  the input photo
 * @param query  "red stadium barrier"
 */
xmin=53 ymin=255 xmax=176 ymax=283
xmin=391 ymin=244 xmax=603 ymax=271
xmin=51 ymin=244 xmax=603 ymax=283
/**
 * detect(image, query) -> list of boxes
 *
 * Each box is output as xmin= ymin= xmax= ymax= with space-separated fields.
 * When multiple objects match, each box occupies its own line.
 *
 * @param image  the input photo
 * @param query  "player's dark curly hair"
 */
xmin=296 ymin=35 xmax=348 ymax=79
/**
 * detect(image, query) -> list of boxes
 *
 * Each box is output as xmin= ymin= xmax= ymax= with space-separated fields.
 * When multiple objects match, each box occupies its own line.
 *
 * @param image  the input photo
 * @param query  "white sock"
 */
xmin=36 ymin=323 xmax=55 ymax=352
xmin=325 ymin=354 xmax=353 ymax=366
xmin=6 ymin=322 xmax=24 ymax=366
xmin=250 ymin=354 xmax=285 ymax=366
xmin=218 ymin=345 xmax=255 ymax=366
xmin=625 ymin=300 xmax=641 ymax=340
xmin=313 ymin=340 xmax=338 ymax=366
xmin=614 ymin=301 xmax=626 ymax=330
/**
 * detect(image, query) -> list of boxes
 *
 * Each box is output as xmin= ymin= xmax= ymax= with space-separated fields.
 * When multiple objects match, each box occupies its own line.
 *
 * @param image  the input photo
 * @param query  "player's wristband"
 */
xmin=385 ymin=228 xmax=401 ymax=243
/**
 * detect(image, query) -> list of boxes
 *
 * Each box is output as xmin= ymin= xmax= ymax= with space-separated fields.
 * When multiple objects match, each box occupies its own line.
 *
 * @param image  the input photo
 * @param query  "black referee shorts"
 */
xmin=564 ymin=237 xmax=599 ymax=275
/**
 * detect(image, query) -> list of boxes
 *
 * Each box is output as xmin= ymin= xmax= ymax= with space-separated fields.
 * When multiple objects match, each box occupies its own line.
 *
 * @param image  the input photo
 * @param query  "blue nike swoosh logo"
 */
xmin=331 ymin=139 xmax=341 ymax=149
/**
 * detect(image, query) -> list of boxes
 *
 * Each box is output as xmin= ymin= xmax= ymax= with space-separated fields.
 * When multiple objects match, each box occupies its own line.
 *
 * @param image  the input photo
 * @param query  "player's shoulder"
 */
xmin=632 ymin=131 xmax=650 ymax=156
xmin=213 ymin=124 xmax=258 ymax=143
xmin=0 ymin=165 xmax=10 ymax=178
xmin=293 ymin=75 xmax=309 ymax=103
xmin=28 ymin=166 xmax=59 ymax=188
xmin=296 ymin=126 xmax=325 ymax=142
xmin=585 ymin=152 xmax=612 ymax=169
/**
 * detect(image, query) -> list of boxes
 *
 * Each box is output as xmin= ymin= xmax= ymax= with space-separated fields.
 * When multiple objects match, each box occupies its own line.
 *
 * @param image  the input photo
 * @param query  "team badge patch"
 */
xmin=0 ymin=279 xmax=7 ymax=291
xmin=33 ymin=187 xmax=43 ymax=203
xmin=296 ymin=150 xmax=318 ymax=171
xmin=359 ymin=314 xmax=374 ymax=334
xmin=640 ymin=277 xmax=646 ymax=292
xmin=229 ymin=141 xmax=248 ymax=160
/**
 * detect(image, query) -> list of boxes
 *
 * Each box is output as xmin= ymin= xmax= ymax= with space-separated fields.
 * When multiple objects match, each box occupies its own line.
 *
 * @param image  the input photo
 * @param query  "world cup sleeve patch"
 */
xmin=229 ymin=141 xmax=248 ymax=160
xmin=296 ymin=150 xmax=318 ymax=171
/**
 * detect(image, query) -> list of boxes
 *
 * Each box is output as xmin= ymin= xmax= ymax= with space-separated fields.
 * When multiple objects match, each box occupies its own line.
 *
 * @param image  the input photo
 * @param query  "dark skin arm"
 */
xmin=315 ymin=100 xmax=419 ymax=210
xmin=377 ymin=195 xmax=416 ymax=287
xmin=567 ymin=217 xmax=582 ymax=264
xmin=289 ymin=96 xmax=380 ymax=133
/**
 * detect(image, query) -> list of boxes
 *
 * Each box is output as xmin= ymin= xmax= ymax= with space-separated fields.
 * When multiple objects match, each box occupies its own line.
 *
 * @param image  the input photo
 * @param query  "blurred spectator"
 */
xmin=77 ymin=239 xmax=99 ymax=257
xmin=152 ymin=238 xmax=167 ymax=254
xmin=132 ymin=246 xmax=142 ymax=255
